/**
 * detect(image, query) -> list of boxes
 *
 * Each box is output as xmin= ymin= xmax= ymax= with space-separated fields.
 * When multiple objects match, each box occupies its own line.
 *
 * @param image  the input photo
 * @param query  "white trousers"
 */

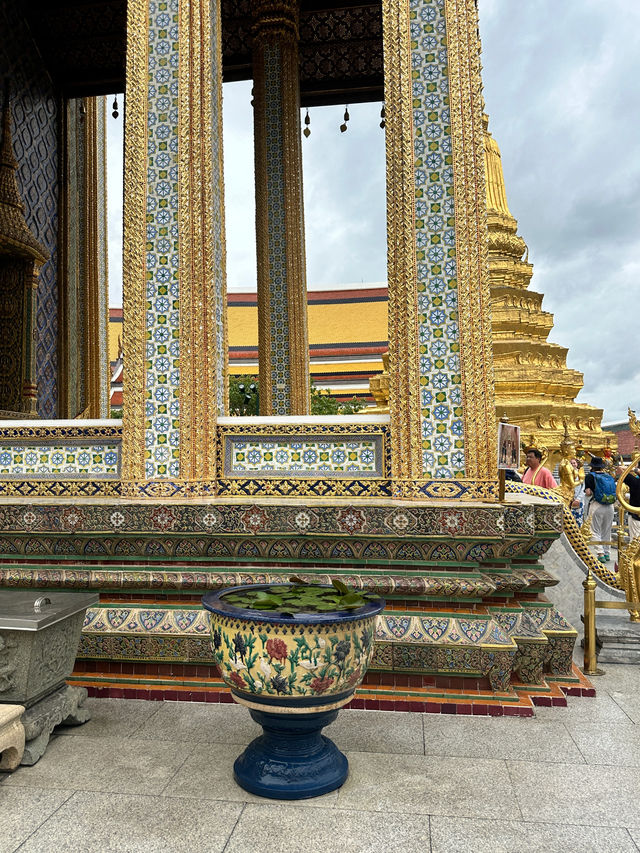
xmin=589 ymin=502 xmax=614 ymax=556
xmin=629 ymin=515 xmax=640 ymax=542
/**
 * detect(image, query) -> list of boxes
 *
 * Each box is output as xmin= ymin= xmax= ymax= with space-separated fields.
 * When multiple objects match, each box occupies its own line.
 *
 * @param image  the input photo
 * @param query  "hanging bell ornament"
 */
xmin=340 ymin=105 xmax=349 ymax=133
xmin=303 ymin=108 xmax=311 ymax=138
xmin=380 ymin=103 xmax=386 ymax=129
xmin=112 ymin=96 xmax=119 ymax=119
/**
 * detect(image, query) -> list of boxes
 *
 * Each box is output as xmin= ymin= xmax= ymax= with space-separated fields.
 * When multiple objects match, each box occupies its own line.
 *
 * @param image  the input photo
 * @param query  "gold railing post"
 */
xmin=582 ymin=568 xmax=601 ymax=675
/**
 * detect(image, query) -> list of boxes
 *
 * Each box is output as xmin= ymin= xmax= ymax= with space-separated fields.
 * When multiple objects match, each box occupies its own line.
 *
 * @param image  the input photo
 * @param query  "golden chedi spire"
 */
xmin=484 ymin=113 xmax=611 ymax=470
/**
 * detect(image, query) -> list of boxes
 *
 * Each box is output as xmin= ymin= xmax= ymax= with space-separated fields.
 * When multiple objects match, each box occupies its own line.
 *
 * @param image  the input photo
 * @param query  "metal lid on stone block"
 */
xmin=0 ymin=591 xmax=99 ymax=631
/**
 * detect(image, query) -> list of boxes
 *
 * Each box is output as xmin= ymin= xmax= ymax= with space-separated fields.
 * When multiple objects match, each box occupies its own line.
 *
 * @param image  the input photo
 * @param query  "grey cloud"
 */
xmin=481 ymin=0 xmax=640 ymax=420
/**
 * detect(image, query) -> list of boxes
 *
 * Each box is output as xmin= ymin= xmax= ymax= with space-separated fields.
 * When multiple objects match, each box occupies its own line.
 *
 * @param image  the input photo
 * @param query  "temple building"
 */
xmin=0 ymin=0 xmax=593 ymax=715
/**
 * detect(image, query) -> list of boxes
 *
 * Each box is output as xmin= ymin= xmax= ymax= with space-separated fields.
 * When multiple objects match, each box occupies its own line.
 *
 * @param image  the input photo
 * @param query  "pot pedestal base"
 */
xmin=233 ymin=708 xmax=348 ymax=800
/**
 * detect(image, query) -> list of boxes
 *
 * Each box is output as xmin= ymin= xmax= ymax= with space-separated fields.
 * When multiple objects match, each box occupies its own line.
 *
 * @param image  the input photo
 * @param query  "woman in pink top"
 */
xmin=522 ymin=448 xmax=557 ymax=488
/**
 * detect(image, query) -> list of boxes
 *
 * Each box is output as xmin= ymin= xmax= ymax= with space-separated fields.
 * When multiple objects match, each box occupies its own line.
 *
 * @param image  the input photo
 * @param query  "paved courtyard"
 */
xmin=2 ymin=664 xmax=640 ymax=852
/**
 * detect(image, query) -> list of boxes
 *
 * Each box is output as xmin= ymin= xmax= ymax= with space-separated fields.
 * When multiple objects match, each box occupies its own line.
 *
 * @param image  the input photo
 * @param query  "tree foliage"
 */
xmin=228 ymin=375 xmax=367 ymax=416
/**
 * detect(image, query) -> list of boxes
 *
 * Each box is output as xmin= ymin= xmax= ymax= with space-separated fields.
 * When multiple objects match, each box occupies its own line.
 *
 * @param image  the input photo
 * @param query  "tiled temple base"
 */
xmin=0 ymin=494 xmax=585 ymax=712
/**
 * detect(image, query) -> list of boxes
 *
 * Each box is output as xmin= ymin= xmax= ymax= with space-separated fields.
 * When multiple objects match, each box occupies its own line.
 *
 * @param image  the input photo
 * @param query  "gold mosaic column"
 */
xmin=252 ymin=0 xmax=311 ymax=416
xmin=59 ymin=97 xmax=110 ymax=419
xmin=122 ymin=0 xmax=227 ymax=487
xmin=383 ymin=0 xmax=496 ymax=496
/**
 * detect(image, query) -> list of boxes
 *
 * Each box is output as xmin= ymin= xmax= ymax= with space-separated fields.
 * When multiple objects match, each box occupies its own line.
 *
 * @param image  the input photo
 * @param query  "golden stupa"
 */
xmin=483 ymin=113 xmax=611 ymax=470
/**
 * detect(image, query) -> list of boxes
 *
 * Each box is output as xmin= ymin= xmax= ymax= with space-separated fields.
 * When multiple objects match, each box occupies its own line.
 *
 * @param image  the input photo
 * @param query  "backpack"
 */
xmin=592 ymin=471 xmax=616 ymax=504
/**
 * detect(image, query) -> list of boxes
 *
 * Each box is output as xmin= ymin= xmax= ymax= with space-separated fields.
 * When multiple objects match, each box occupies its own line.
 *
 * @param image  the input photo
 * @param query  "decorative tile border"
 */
xmin=0 ymin=422 xmax=123 ymax=440
xmin=375 ymin=614 xmax=515 ymax=647
xmin=0 ymin=493 xmax=562 ymax=563
xmin=0 ymin=500 xmax=530 ymax=537
xmin=520 ymin=605 xmax=577 ymax=636
xmin=0 ymin=566 xmax=511 ymax=597
xmin=224 ymin=434 xmax=384 ymax=478
xmin=0 ymin=422 xmax=122 ymax=480
xmin=217 ymin=419 xmax=392 ymax=479
xmin=0 ymin=443 xmax=120 ymax=479
xmin=83 ymin=606 xmax=210 ymax=636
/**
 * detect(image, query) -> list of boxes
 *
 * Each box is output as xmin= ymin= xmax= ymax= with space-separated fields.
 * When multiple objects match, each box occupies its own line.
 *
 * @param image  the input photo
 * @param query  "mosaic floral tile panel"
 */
xmin=224 ymin=435 xmax=383 ymax=478
xmin=211 ymin=0 xmax=226 ymax=415
xmin=0 ymin=443 xmax=120 ymax=479
xmin=144 ymin=0 xmax=181 ymax=478
xmin=410 ymin=0 xmax=464 ymax=478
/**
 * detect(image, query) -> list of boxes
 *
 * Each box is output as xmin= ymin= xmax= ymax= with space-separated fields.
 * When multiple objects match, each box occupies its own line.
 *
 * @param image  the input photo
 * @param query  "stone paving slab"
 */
xmin=325 ymin=708 xmax=424 ymax=755
xmin=422 ymin=716 xmax=585 ymax=763
xmin=606 ymin=690 xmax=640 ymax=723
xmin=569 ymin=721 xmax=640 ymax=767
xmin=53 ymin=698 xmax=161 ymax=740
xmin=0 ymin=788 xmax=73 ymax=853
xmin=15 ymin=792 xmax=243 ymax=853
xmin=225 ymin=804 xmax=431 ymax=853
xmin=2 ymin=735 xmax=191 ymax=796
xmin=335 ymin=752 xmax=520 ymax=820
xmin=508 ymin=759 xmax=640 ymax=827
xmin=532 ymin=692 xmax=632 ymax=725
xmin=430 ymin=816 xmax=638 ymax=853
xmin=133 ymin=700 xmax=261 ymax=746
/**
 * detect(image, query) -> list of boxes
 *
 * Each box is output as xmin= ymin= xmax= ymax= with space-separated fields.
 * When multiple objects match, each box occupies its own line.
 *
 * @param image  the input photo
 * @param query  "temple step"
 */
xmin=68 ymin=662 xmax=593 ymax=716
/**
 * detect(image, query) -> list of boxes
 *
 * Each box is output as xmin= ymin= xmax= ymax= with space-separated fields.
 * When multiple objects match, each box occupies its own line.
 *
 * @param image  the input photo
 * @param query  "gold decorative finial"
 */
xmin=483 ymin=112 xmax=515 ymax=222
xmin=560 ymin=421 xmax=573 ymax=449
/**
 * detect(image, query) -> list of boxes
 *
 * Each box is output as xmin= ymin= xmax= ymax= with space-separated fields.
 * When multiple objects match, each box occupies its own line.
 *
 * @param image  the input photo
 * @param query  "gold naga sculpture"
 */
xmin=367 ymin=352 xmax=390 ymax=414
xmin=614 ymin=408 xmax=640 ymax=620
xmin=555 ymin=423 xmax=584 ymax=508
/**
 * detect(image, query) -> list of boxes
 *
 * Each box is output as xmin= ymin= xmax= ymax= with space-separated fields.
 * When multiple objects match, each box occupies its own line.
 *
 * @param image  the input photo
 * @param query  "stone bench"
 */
xmin=0 ymin=704 xmax=25 ymax=771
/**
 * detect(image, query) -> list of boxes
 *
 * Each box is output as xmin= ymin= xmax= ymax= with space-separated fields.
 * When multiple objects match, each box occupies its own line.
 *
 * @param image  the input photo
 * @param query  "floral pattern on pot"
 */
xmin=204 ymin=585 xmax=385 ymax=710
xmin=211 ymin=615 xmax=376 ymax=698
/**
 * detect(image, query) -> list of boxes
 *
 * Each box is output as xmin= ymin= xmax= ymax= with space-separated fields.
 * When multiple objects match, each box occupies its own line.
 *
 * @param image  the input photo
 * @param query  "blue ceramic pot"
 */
xmin=202 ymin=584 xmax=385 ymax=799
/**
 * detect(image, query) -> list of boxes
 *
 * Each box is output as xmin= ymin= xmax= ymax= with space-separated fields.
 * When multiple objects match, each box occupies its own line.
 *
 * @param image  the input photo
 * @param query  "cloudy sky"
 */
xmin=107 ymin=0 xmax=640 ymax=423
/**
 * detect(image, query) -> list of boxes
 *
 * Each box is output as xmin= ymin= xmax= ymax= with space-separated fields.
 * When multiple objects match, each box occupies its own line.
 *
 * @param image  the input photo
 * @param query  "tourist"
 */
xmin=522 ymin=449 xmax=557 ymax=488
xmin=585 ymin=456 xmax=616 ymax=562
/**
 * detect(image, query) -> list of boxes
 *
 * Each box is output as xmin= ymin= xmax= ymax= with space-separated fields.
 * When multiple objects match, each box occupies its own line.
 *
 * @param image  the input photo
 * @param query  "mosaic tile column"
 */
xmin=252 ymin=0 xmax=311 ymax=416
xmin=383 ymin=0 xmax=497 ymax=495
xmin=122 ymin=0 xmax=227 ymax=487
